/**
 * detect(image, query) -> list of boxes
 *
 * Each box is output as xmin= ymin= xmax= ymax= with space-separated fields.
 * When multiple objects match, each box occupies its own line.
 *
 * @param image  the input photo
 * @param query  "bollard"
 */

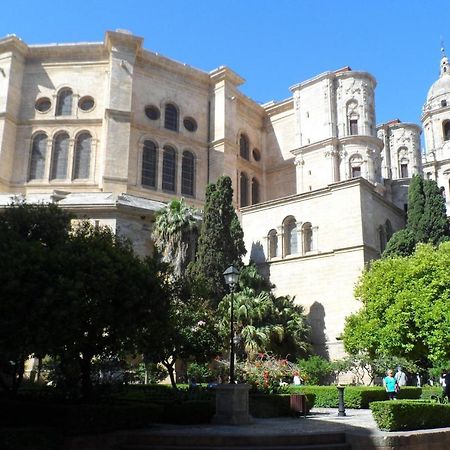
xmin=337 ymin=385 xmax=346 ymax=416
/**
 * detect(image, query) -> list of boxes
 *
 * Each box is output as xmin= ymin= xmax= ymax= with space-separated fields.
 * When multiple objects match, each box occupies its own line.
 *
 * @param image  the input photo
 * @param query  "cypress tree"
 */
xmin=384 ymin=175 xmax=450 ymax=258
xmin=406 ymin=174 xmax=425 ymax=241
xmin=422 ymin=179 xmax=449 ymax=245
xmin=188 ymin=176 xmax=246 ymax=305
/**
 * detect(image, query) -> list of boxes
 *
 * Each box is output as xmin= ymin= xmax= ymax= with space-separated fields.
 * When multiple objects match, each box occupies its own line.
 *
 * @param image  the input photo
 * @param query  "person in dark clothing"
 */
xmin=444 ymin=370 xmax=450 ymax=400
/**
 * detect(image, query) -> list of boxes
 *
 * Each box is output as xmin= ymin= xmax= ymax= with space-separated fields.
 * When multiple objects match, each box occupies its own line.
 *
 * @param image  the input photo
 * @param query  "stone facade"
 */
xmin=1 ymin=30 xmax=446 ymax=360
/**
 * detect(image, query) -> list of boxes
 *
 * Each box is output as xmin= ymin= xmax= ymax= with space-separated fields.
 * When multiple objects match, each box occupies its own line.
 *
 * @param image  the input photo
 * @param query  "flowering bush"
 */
xmin=237 ymin=354 xmax=301 ymax=394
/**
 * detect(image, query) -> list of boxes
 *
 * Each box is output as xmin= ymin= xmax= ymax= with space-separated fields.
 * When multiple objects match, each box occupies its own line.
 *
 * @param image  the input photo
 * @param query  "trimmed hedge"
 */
xmin=0 ymin=428 xmax=63 ymax=450
xmin=371 ymin=400 xmax=450 ymax=431
xmin=420 ymin=386 xmax=443 ymax=400
xmin=249 ymin=393 xmax=316 ymax=418
xmin=288 ymin=385 xmax=422 ymax=409
xmin=0 ymin=400 xmax=163 ymax=435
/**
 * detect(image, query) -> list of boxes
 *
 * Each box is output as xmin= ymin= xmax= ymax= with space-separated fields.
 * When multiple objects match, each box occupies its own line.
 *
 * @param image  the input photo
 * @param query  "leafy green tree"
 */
xmin=188 ymin=176 xmax=246 ymax=304
xmin=141 ymin=274 xmax=221 ymax=388
xmin=218 ymin=263 xmax=310 ymax=362
xmin=383 ymin=175 xmax=449 ymax=257
xmin=344 ymin=242 xmax=450 ymax=369
xmin=152 ymin=198 xmax=199 ymax=277
xmin=0 ymin=202 xmax=72 ymax=394
xmin=51 ymin=222 xmax=168 ymax=399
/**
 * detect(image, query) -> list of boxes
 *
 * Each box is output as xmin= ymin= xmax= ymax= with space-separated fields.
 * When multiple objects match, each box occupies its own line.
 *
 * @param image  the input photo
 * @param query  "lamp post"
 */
xmin=223 ymin=265 xmax=239 ymax=384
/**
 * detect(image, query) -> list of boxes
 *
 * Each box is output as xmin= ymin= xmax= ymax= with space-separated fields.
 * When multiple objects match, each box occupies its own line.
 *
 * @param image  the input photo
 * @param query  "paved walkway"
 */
xmin=144 ymin=408 xmax=378 ymax=436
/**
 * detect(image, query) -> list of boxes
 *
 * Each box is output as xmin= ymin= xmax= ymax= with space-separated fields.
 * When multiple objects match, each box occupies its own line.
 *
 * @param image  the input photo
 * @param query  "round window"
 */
xmin=145 ymin=105 xmax=160 ymax=120
xmin=183 ymin=117 xmax=197 ymax=132
xmin=78 ymin=96 xmax=95 ymax=111
xmin=35 ymin=97 xmax=51 ymax=113
xmin=252 ymin=148 xmax=261 ymax=161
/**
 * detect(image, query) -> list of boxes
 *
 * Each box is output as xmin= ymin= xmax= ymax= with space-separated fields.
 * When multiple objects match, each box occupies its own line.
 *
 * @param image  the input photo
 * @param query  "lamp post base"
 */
xmin=212 ymin=384 xmax=253 ymax=425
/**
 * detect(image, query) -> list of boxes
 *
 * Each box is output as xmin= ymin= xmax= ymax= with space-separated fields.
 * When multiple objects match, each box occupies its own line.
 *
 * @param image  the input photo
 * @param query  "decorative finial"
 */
xmin=441 ymin=36 xmax=446 ymax=57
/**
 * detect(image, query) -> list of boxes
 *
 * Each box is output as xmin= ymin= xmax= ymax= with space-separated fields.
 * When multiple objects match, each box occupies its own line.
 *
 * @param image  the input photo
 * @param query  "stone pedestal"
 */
xmin=212 ymin=384 xmax=253 ymax=425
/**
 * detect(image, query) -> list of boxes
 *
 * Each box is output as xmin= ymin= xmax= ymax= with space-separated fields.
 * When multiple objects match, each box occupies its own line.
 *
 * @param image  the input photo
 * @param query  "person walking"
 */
xmin=443 ymin=369 xmax=450 ymax=400
xmin=383 ymin=369 xmax=398 ymax=400
xmin=394 ymin=366 xmax=407 ymax=387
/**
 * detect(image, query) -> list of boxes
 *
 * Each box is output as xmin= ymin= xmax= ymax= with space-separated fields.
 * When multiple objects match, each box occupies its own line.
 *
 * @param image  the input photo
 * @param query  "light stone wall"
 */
xmin=241 ymin=179 xmax=406 ymax=359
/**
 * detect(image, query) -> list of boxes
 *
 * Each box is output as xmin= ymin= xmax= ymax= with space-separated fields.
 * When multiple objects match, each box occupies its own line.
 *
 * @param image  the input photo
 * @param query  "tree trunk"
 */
xmin=163 ymin=359 xmax=177 ymax=389
xmin=79 ymin=353 xmax=93 ymax=400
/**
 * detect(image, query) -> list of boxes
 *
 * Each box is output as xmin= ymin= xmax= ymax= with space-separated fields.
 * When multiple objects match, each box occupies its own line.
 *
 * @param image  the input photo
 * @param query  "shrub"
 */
xmin=0 ymin=399 xmax=163 ymax=435
xmin=288 ymin=385 xmax=422 ymax=408
xmin=297 ymin=356 xmax=334 ymax=385
xmin=0 ymin=428 xmax=63 ymax=450
xmin=236 ymin=354 xmax=299 ymax=394
xmin=159 ymin=400 xmax=215 ymax=424
xmin=249 ymin=393 xmax=316 ymax=418
xmin=187 ymin=362 xmax=213 ymax=384
xmin=371 ymin=400 xmax=450 ymax=431
xmin=420 ymin=385 xmax=443 ymax=400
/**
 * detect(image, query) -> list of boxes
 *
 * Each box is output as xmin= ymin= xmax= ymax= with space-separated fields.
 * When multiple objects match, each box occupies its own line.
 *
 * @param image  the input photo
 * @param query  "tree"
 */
xmin=0 ymin=202 xmax=72 ymax=394
xmin=152 ymin=198 xmax=199 ymax=277
xmin=50 ymin=222 xmax=168 ymax=399
xmin=422 ymin=179 xmax=449 ymax=245
xmin=141 ymin=273 xmax=221 ymax=388
xmin=218 ymin=263 xmax=310 ymax=362
xmin=343 ymin=242 xmax=450 ymax=369
xmin=383 ymin=175 xmax=449 ymax=257
xmin=188 ymin=176 xmax=246 ymax=305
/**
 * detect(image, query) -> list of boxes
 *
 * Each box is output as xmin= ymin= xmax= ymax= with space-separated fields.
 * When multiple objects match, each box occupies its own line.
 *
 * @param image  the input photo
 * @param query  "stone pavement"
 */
xmin=141 ymin=408 xmax=377 ymax=436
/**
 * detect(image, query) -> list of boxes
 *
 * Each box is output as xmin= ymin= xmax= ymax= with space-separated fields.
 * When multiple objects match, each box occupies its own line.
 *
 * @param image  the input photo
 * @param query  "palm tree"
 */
xmin=152 ymin=198 xmax=199 ymax=277
xmin=218 ymin=263 xmax=311 ymax=361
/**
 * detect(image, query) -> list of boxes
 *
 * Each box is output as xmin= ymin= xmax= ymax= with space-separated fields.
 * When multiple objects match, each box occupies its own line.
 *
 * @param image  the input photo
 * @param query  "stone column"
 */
xmin=212 ymin=384 xmax=253 ymax=425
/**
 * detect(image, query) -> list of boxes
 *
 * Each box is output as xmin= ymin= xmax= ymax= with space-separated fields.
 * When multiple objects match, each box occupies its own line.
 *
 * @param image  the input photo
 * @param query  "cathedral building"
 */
xmin=0 ymin=30 xmax=447 ymax=359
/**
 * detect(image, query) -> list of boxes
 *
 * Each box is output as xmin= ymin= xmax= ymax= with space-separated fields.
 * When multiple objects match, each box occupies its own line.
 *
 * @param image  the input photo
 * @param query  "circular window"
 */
xmin=145 ymin=105 xmax=160 ymax=120
xmin=183 ymin=117 xmax=197 ymax=132
xmin=78 ymin=96 xmax=95 ymax=111
xmin=252 ymin=148 xmax=261 ymax=161
xmin=35 ymin=97 xmax=51 ymax=113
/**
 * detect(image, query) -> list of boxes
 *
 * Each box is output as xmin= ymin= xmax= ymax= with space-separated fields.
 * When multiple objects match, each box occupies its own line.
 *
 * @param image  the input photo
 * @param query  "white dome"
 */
xmin=426 ymin=55 xmax=450 ymax=103
xmin=427 ymin=73 xmax=450 ymax=102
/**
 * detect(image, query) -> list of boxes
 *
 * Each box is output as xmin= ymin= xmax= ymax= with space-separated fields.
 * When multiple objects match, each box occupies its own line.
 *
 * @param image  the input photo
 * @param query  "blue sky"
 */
xmin=2 ymin=0 xmax=449 ymax=125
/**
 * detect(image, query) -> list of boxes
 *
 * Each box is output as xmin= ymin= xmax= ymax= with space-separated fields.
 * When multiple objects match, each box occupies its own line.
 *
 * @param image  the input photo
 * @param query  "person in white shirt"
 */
xmin=394 ymin=366 xmax=407 ymax=386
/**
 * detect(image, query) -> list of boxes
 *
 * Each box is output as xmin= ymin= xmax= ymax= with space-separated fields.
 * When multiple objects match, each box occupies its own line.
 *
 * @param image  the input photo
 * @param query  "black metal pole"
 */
xmin=337 ymin=386 xmax=346 ymax=416
xmin=229 ymin=284 xmax=235 ymax=383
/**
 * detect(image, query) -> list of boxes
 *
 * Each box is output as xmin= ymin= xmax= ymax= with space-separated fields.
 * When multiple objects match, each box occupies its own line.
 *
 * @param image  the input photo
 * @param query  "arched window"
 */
xmin=239 ymin=133 xmax=249 ymax=160
xmin=303 ymin=222 xmax=313 ymax=253
xmin=73 ymin=133 xmax=92 ymax=179
xmin=56 ymin=89 xmax=73 ymax=116
xmin=251 ymin=177 xmax=259 ymax=205
xmin=50 ymin=132 xmax=69 ymax=180
xmin=268 ymin=229 xmax=278 ymax=259
xmin=283 ymin=216 xmax=297 ymax=256
xmin=28 ymin=133 xmax=47 ymax=180
xmin=142 ymin=140 xmax=157 ymax=188
xmin=164 ymin=104 xmax=178 ymax=131
xmin=443 ymin=121 xmax=450 ymax=141
xmin=240 ymin=172 xmax=248 ymax=207
xmin=162 ymin=145 xmax=176 ymax=191
xmin=181 ymin=150 xmax=195 ymax=196
xmin=349 ymin=154 xmax=363 ymax=178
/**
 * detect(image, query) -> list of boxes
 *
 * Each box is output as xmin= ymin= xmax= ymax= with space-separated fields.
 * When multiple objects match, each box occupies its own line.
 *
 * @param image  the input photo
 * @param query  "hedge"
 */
xmin=371 ymin=400 xmax=450 ymax=431
xmin=288 ymin=386 xmax=422 ymax=409
xmin=0 ymin=400 xmax=163 ymax=435
xmin=249 ymin=393 xmax=316 ymax=418
xmin=0 ymin=428 xmax=63 ymax=450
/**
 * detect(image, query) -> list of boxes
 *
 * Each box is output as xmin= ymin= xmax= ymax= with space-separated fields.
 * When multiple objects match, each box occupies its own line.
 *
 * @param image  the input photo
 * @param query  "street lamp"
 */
xmin=223 ymin=265 xmax=239 ymax=384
